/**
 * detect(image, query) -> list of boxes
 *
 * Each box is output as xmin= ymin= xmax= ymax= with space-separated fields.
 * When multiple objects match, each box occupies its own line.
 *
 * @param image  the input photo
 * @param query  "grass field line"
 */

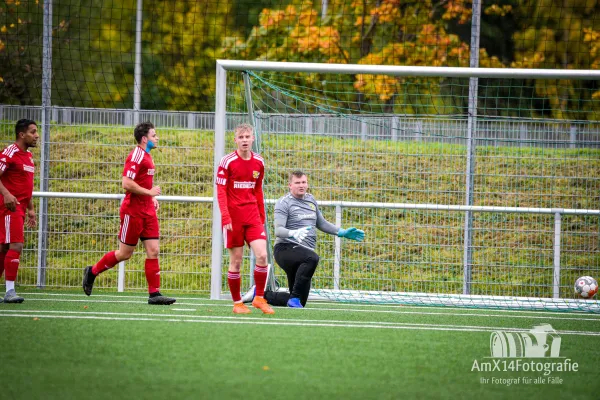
xmin=1 ymin=309 xmax=600 ymax=336
xmin=20 ymin=292 xmax=600 ymax=317
xmin=15 ymin=296 xmax=600 ymax=322
xmin=3 ymin=311 xmax=600 ymax=335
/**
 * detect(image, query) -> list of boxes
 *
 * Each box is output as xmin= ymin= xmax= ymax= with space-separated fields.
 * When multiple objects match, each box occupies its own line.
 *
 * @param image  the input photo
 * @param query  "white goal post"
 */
xmin=210 ymin=60 xmax=600 ymax=312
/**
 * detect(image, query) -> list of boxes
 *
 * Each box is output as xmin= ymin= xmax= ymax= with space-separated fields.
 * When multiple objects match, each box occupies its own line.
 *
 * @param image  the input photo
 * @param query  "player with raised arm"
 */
xmin=82 ymin=122 xmax=175 ymax=305
xmin=244 ymin=171 xmax=365 ymax=308
xmin=0 ymin=119 xmax=38 ymax=303
xmin=216 ymin=123 xmax=274 ymax=314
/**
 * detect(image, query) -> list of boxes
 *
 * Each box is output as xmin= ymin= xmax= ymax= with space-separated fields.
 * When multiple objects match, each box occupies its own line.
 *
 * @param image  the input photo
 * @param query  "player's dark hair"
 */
xmin=134 ymin=121 xmax=155 ymax=143
xmin=15 ymin=119 xmax=37 ymax=140
xmin=289 ymin=170 xmax=306 ymax=182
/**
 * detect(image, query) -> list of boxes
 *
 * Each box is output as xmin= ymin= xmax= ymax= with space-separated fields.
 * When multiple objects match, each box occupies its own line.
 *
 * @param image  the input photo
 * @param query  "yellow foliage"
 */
xmin=484 ymin=4 xmax=512 ymax=17
xmin=259 ymin=9 xmax=287 ymax=28
xmin=298 ymin=7 xmax=318 ymax=28
xmin=442 ymin=0 xmax=471 ymax=24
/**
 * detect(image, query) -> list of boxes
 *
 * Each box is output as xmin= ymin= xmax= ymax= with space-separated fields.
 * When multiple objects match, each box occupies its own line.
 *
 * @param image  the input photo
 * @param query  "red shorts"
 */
xmin=119 ymin=212 xmax=159 ymax=246
xmin=0 ymin=203 xmax=26 ymax=244
xmin=223 ymin=205 xmax=266 ymax=249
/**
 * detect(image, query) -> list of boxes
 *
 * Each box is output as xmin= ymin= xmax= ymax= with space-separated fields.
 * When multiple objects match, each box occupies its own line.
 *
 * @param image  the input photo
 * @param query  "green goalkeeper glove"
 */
xmin=337 ymin=227 xmax=365 ymax=242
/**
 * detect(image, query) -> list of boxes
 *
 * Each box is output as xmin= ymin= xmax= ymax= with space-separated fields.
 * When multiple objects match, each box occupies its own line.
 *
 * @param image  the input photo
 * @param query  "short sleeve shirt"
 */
xmin=121 ymin=146 xmax=156 ymax=217
xmin=0 ymin=143 xmax=35 ymax=207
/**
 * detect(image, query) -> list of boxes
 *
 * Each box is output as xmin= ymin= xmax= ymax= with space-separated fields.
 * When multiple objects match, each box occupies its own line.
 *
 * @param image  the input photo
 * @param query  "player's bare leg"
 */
xmin=228 ymin=246 xmax=251 ymax=314
xmin=249 ymin=239 xmax=274 ymax=315
xmin=4 ymin=243 xmax=24 ymax=303
xmin=83 ymin=242 xmax=135 ymax=296
xmin=143 ymin=239 xmax=176 ymax=305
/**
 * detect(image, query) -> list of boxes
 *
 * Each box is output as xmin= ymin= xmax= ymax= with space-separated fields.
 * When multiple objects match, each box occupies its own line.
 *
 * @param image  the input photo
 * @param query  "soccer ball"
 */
xmin=574 ymin=276 xmax=598 ymax=299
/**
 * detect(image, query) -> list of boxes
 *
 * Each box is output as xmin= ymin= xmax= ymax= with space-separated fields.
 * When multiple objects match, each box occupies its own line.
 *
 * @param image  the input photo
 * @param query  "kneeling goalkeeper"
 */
xmin=246 ymin=170 xmax=365 ymax=308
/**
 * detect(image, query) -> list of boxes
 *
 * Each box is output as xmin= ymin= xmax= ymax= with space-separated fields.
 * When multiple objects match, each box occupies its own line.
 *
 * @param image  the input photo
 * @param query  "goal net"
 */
xmin=214 ymin=61 xmax=600 ymax=313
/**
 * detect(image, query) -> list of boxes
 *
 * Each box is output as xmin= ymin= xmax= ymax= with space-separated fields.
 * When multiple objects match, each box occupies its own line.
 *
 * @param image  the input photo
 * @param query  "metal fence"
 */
xmin=1 ymin=105 xmax=599 ymax=299
xmin=2 ymin=105 xmax=599 ymax=148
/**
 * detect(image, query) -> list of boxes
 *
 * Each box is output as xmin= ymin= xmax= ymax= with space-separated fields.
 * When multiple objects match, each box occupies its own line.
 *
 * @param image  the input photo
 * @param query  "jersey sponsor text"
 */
xmin=233 ymin=181 xmax=256 ymax=189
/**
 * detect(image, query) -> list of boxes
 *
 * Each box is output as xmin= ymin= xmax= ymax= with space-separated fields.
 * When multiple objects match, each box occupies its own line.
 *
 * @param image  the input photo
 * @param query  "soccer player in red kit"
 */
xmin=217 ymin=123 xmax=274 ymax=314
xmin=0 ymin=119 xmax=38 ymax=303
xmin=82 ymin=122 xmax=175 ymax=305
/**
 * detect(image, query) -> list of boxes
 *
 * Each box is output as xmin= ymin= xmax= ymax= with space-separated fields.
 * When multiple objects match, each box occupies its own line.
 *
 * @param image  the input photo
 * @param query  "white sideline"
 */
xmin=20 ymin=292 xmax=600 ymax=316
xmin=1 ymin=310 xmax=599 ymax=336
xmin=15 ymin=297 xmax=600 ymax=322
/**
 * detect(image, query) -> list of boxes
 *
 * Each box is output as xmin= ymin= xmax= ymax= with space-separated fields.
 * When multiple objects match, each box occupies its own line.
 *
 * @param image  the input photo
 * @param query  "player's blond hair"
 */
xmin=234 ymin=123 xmax=254 ymax=137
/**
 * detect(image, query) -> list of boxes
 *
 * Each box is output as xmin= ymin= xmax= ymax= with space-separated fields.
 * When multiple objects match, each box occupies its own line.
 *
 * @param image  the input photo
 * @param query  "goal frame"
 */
xmin=210 ymin=60 xmax=600 ymax=309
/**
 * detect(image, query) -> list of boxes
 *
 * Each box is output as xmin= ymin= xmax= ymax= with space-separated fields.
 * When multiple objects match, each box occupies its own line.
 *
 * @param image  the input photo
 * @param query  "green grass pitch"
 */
xmin=1 ymin=289 xmax=599 ymax=400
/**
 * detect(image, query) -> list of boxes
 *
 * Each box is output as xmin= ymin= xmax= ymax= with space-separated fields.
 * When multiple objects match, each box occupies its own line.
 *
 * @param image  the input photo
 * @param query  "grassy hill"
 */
xmin=9 ymin=123 xmax=599 ymax=300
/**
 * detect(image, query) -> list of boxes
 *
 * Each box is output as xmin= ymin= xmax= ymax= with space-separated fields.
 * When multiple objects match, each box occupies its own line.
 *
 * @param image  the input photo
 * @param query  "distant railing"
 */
xmin=28 ymin=192 xmax=600 ymax=300
xmin=1 ymin=105 xmax=599 ymax=148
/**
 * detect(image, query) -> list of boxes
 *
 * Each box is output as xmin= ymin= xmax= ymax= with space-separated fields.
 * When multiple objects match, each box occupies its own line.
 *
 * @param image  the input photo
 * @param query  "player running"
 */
xmin=82 ymin=122 xmax=175 ymax=305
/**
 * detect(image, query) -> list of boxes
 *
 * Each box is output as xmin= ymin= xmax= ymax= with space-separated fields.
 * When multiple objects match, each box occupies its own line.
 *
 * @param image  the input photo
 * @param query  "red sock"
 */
xmin=4 ymin=249 xmax=21 ymax=281
xmin=227 ymin=271 xmax=241 ymax=302
xmin=254 ymin=264 xmax=268 ymax=297
xmin=92 ymin=251 xmax=119 ymax=275
xmin=0 ymin=251 xmax=6 ymax=278
xmin=144 ymin=258 xmax=160 ymax=294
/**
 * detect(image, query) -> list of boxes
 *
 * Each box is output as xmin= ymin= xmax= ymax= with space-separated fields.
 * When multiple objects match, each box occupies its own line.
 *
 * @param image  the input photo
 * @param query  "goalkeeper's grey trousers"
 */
xmin=265 ymin=242 xmax=319 ymax=307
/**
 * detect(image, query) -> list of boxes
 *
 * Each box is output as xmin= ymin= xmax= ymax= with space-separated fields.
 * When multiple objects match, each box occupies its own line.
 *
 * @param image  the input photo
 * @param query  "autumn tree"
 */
xmin=1 ymin=0 xmax=44 ymax=104
xmin=222 ymin=0 xmax=504 ymax=114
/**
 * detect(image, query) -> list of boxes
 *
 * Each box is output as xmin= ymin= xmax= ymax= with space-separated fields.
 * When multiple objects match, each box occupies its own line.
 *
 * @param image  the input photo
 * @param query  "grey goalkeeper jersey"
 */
xmin=274 ymin=192 xmax=339 ymax=250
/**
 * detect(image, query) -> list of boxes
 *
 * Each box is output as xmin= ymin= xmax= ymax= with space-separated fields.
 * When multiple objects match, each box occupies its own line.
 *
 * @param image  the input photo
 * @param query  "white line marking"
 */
xmin=20 ymin=292 xmax=600 ymax=317
xmin=17 ymin=297 xmax=600 ymax=322
xmin=2 ymin=312 xmax=599 ymax=335
xmin=172 ymin=308 xmax=197 ymax=312
xmin=1 ymin=309 xmax=599 ymax=336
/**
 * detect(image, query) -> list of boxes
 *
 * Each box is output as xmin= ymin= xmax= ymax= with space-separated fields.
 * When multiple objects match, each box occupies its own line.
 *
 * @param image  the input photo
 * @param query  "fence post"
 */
xmin=187 ymin=113 xmax=195 ymax=129
xmin=37 ymin=0 xmax=53 ymax=289
xmin=305 ymin=116 xmax=312 ymax=134
xmin=463 ymin=0 xmax=481 ymax=295
xmin=361 ymin=119 xmax=367 ymax=141
xmin=519 ymin=124 xmax=527 ymax=147
xmin=117 ymin=198 xmax=126 ymax=292
xmin=552 ymin=211 xmax=562 ymax=299
xmin=334 ymin=205 xmax=342 ymax=291
xmin=210 ymin=62 xmax=227 ymax=300
xmin=415 ymin=120 xmax=422 ymax=142
xmin=569 ymin=125 xmax=577 ymax=149
xmin=133 ymin=0 xmax=143 ymax=126
xmin=391 ymin=116 xmax=398 ymax=141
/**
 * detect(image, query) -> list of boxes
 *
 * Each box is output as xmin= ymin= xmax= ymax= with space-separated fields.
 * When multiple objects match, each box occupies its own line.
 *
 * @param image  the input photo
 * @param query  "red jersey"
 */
xmin=0 ymin=143 xmax=35 ymax=206
xmin=216 ymin=150 xmax=265 ymax=224
xmin=121 ymin=146 xmax=156 ymax=217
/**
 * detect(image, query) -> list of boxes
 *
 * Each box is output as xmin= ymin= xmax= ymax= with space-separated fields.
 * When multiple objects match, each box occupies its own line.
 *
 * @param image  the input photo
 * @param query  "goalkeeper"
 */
xmin=244 ymin=170 xmax=364 ymax=308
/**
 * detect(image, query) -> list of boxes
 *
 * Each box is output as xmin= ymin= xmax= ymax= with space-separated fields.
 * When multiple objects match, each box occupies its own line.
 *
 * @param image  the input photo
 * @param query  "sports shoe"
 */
xmin=148 ymin=292 xmax=176 ymax=305
xmin=241 ymin=285 xmax=256 ymax=303
xmin=252 ymin=296 xmax=275 ymax=314
xmin=233 ymin=302 xmax=251 ymax=314
xmin=4 ymin=289 xmax=24 ymax=304
xmin=82 ymin=266 xmax=96 ymax=296
xmin=287 ymin=297 xmax=303 ymax=308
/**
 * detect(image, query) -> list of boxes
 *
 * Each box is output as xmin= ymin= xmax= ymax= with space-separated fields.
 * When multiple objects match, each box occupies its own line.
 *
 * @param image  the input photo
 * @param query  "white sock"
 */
xmin=6 ymin=280 xmax=15 ymax=292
